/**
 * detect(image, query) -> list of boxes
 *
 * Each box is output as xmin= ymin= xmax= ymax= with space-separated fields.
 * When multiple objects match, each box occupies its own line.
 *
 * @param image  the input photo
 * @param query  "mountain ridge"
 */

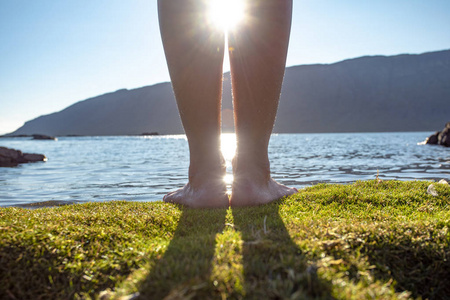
xmin=6 ymin=49 xmax=450 ymax=136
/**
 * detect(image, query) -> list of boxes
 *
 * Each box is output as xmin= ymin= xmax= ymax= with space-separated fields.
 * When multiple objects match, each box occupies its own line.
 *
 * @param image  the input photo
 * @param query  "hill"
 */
xmin=6 ymin=50 xmax=450 ymax=136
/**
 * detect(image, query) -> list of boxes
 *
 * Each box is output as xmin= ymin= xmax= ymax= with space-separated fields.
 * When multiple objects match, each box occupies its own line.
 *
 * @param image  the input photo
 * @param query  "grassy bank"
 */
xmin=1 ymin=180 xmax=449 ymax=299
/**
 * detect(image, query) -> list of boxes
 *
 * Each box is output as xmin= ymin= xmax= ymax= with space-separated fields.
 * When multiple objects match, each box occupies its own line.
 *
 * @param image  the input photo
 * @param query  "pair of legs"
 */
xmin=159 ymin=0 xmax=297 ymax=208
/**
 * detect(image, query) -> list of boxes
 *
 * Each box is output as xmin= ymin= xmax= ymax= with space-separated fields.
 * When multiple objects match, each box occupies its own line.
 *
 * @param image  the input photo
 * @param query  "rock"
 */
xmin=425 ymin=131 xmax=439 ymax=144
xmin=32 ymin=134 xmax=57 ymax=140
xmin=427 ymin=184 xmax=438 ymax=197
xmin=141 ymin=132 xmax=159 ymax=136
xmin=425 ymin=122 xmax=450 ymax=147
xmin=23 ymin=153 xmax=46 ymax=161
xmin=0 ymin=147 xmax=47 ymax=167
xmin=438 ymin=179 xmax=448 ymax=185
xmin=438 ymin=122 xmax=450 ymax=146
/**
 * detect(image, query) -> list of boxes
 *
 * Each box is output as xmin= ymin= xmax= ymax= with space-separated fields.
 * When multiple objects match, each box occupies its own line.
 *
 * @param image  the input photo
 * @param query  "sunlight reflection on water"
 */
xmin=220 ymin=133 xmax=236 ymax=193
xmin=220 ymin=133 xmax=237 ymax=161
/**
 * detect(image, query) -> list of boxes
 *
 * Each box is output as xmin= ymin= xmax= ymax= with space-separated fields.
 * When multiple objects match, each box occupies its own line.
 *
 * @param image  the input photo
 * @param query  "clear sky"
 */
xmin=1 ymin=0 xmax=449 ymax=134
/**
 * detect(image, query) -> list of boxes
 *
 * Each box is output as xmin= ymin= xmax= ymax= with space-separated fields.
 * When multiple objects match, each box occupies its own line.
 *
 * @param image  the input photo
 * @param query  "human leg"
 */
xmin=229 ymin=0 xmax=297 ymax=206
xmin=158 ymin=0 xmax=228 ymax=208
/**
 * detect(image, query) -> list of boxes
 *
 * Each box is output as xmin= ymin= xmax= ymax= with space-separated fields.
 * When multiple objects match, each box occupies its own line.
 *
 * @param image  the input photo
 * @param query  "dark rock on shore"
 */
xmin=0 ymin=147 xmax=47 ymax=167
xmin=32 ymin=134 xmax=57 ymax=140
xmin=426 ymin=132 xmax=439 ymax=144
xmin=425 ymin=122 xmax=450 ymax=147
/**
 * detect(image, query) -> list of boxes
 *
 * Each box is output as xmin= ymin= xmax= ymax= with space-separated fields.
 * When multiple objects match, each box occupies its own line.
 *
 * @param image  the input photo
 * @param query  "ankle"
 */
xmin=232 ymin=155 xmax=270 ymax=182
xmin=188 ymin=158 xmax=226 ymax=186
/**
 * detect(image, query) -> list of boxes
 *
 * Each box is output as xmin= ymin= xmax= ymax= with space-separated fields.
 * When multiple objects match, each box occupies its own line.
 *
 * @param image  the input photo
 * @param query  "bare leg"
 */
xmin=158 ymin=0 xmax=228 ymax=208
xmin=229 ymin=0 xmax=297 ymax=206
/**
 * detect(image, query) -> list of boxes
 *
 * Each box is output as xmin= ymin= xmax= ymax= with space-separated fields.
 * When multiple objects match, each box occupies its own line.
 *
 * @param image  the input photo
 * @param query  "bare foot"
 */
xmin=230 ymin=159 xmax=297 ymax=207
xmin=163 ymin=160 xmax=229 ymax=208
xmin=164 ymin=181 xmax=229 ymax=208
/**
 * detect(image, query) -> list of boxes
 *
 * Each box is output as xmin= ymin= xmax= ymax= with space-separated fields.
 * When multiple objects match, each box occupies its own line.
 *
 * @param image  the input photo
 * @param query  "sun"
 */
xmin=208 ymin=0 xmax=245 ymax=32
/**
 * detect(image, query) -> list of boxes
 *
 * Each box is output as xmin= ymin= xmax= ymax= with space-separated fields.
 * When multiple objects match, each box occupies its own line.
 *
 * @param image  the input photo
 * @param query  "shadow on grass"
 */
xmin=363 ymin=239 xmax=450 ymax=299
xmin=137 ymin=207 xmax=227 ymax=299
xmin=137 ymin=202 xmax=333 ymax=299
xmin=232 ymin=202 xmax=332 ymax=299
xmin=0 ymin=243 xmax=138 ymax=299
xmin=0 ymin=246 xmax=77 ymax=299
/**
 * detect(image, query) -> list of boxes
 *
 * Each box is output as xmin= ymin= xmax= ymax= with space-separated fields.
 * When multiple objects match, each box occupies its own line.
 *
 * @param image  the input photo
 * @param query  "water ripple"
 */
xmin=0 ymin=132 xmax=449 ymax=206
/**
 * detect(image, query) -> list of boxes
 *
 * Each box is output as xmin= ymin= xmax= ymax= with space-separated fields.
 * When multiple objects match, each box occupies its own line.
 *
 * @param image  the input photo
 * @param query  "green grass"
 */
xmin=1 ymin=180 xmax=449 ymax=299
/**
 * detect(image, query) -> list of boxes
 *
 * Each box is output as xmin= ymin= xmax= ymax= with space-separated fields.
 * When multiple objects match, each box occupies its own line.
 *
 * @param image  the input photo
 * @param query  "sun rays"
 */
xmin=208 ymin=0 xmax=246 ymax=32
xmin=207 ymin=0 xmax=245 ymax=188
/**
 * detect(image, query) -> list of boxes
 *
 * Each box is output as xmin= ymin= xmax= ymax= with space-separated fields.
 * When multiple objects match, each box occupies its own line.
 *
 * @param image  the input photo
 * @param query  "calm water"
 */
xmin=0 ymin=132 xmax=449 ymax=207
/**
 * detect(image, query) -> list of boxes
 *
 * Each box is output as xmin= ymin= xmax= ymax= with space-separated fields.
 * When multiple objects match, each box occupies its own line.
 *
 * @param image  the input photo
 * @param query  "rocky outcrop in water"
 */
xmin=425 ymin=122 xmax=450 ymax=147
xmin=32 ymin=134 xmax=57 ymax=140
xmin=0 ymin=147 xmax=47 ymax=167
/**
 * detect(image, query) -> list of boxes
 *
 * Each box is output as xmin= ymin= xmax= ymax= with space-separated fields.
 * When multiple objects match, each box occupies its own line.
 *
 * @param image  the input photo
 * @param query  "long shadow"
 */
xmin=137 ymin=206 xmax=227 ymax=299
xmin=363 ymin=240 xmax=450 ymax=299
xmin=232 ymin=202 xmax=333 ymax=299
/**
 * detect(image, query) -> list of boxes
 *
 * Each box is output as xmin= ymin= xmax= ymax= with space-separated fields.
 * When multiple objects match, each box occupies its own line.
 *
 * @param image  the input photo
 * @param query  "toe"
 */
xmin=163 ymin=191 xmax=175 ymax=202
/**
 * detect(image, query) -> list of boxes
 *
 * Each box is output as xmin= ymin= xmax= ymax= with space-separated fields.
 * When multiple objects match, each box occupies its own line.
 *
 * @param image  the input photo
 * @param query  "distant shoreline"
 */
xmin=0 ymin=130 xmax=435 ymax=139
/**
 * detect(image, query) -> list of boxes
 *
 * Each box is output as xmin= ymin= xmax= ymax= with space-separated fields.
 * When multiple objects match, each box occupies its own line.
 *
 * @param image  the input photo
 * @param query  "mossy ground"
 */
xmin=1 ymin=180 xmax=449 ymax=299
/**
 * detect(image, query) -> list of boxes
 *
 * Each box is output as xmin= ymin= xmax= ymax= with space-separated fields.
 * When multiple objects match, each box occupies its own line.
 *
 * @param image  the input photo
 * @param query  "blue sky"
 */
xmin=1 ymin=0 xmax=449 ymax=134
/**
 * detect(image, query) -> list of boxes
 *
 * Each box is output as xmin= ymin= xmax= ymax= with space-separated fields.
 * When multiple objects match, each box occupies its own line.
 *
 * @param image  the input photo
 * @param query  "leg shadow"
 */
xmin=364 ymin=239 xmax=450 ymax=299
xmin=137 ymin=206 xmax=227 ymax=299
xmin=232 ymin=201 xmax=333 ymax=299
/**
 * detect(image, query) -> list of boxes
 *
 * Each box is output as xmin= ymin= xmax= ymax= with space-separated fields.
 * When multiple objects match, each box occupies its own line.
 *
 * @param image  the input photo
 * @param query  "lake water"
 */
xmin=0 ymin=132 xmax=449 ymax=207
